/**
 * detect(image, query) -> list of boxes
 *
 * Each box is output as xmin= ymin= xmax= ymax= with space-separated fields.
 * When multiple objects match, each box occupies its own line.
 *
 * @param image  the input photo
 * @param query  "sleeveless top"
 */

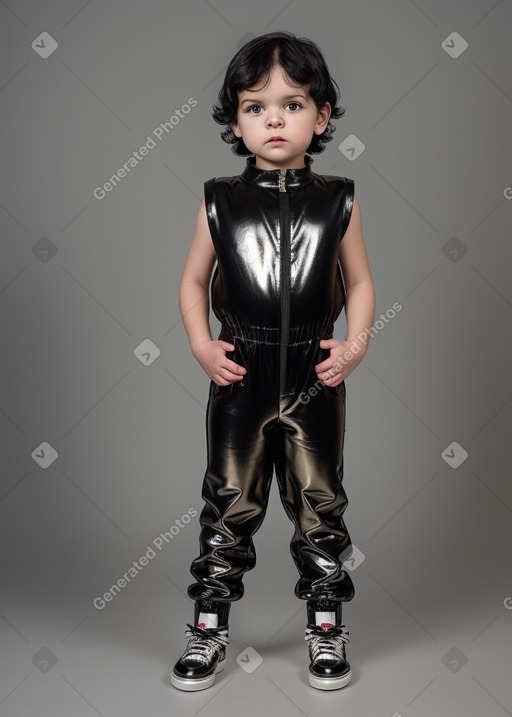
xmin=204 ymin=154 xmax=354 ymax=341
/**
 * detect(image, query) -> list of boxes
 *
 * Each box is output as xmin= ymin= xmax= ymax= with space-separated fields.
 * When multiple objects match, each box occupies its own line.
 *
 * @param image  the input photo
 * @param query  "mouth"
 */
xmin=267 ymin=136 xmax=286 ymax=144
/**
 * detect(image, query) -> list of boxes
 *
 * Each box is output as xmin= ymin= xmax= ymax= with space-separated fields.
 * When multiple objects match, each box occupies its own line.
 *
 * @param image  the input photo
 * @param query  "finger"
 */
xmin=226 ymin=359 xmax=247 ymax=374
xmin=220 ymin=366 xmax=245 ymax=382
xmin=214 ymin=376 xmax=230 ymax=386
xmin=315 ymin=358 xmax=330 ymax=372
xmin=321 ymin=369 xmax=337 ymax=381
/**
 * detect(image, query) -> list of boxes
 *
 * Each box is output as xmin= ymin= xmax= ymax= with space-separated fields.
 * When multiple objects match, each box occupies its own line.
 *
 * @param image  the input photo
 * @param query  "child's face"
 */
xmin=230 ymin=64 xmax=330 ymax=170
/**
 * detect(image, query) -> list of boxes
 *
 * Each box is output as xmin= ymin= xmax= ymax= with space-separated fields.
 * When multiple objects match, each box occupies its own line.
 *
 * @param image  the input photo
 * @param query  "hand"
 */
xmin=193 ymin=340 xmax=247 ymax=386
xmin=315 ymin=337 xmax=367 ymax=386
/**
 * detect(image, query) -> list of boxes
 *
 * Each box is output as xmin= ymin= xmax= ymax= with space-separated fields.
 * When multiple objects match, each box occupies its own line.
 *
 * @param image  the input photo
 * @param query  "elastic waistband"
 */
xmin=219 ymin=321 xmax=335 ymax=345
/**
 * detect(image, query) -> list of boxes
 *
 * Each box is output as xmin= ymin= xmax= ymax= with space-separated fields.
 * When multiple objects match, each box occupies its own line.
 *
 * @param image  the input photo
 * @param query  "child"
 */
xmin=171 ymin=31 xmax=376 ymax=692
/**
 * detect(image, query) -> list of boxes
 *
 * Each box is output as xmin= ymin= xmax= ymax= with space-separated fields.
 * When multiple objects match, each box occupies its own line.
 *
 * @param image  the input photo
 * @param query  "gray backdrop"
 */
xmin=1 ymin=1 xmax=511 ymax=715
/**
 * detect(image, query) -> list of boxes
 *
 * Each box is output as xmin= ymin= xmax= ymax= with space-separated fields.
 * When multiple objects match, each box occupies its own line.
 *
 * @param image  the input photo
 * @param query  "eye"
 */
xmin=245 ymin=102 xmax=303 ymax=114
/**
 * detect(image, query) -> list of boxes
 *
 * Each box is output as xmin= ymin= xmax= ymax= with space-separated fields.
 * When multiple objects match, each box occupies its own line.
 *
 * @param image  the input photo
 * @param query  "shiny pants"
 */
xmin=187 ymin=325 xmax=355 ymax=604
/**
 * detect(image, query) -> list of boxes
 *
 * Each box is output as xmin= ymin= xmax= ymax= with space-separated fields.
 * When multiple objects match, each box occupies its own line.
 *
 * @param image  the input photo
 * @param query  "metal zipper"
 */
xmin=278 ymin=168 xmax=286 ymax=193
xmin=278 ymin=168 xmax=290 ymax=402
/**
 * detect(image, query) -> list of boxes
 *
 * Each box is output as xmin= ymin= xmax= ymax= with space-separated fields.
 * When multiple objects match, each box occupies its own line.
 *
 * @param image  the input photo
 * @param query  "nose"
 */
xmin=266 ymin=110 xmax=284 ymax=127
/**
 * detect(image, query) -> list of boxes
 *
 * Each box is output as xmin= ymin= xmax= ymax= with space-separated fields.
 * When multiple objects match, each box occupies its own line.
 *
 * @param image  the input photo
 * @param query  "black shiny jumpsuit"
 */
xmin=187 ymin=154 xmax=355 ymax=604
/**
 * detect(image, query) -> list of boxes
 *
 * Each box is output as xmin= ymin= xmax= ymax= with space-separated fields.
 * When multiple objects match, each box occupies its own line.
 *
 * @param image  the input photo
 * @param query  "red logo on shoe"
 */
xmin=321 ymin=622 xmax=333 ymax=628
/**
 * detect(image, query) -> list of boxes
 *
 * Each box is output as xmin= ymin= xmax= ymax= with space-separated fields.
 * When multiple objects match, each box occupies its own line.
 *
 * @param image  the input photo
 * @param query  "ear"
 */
xmin=230 ymin=120 xmax=242 ymax=138
xmin=314 ymin=101 xmax=331 ymax=135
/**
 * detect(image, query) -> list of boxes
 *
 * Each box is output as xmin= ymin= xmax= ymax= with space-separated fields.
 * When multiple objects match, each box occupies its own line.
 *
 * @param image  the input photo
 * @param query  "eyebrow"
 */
xmin=240 ymin=94 xmax=308 ymax=106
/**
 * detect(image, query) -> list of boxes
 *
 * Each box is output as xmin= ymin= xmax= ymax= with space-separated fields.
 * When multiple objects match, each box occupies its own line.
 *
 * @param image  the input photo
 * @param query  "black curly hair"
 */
xmin=212 ymin=31 xmax=346 ymax=156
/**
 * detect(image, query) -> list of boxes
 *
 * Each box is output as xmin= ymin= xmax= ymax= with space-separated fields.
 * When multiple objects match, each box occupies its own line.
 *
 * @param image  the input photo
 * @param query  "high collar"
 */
xmin=241 ymin=154 xmax=314 ymax=191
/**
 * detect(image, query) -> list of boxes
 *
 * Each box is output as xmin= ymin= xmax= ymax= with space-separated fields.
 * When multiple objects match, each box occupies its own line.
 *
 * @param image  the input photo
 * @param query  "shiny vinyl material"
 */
xmin=187 ymin=154 xmax=356 ymax=603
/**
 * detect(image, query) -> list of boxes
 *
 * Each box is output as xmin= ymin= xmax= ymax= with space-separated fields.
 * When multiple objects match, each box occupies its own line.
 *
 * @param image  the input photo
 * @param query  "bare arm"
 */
xmin=179 ymin=198 xmax=246 ymax=384
xmin=338 ymin=195 xmax=376 ymax=351
xmin=178 ymin=198 xmax=217 ymax=356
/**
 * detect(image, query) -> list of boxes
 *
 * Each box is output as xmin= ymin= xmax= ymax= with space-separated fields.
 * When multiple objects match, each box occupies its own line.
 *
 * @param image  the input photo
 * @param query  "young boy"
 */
xmin=172 ymin=31 xmax=376 ymax=692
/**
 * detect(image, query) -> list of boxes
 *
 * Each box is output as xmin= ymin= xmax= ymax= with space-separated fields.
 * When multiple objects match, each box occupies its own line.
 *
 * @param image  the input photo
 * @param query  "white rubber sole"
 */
xmin=170 ymin=658 xmax=225 ymax=692
xmin=308 ymin=667 xmax=352 ymax=690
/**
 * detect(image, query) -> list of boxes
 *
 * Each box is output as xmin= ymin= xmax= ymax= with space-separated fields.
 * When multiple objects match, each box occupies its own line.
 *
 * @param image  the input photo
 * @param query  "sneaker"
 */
xmin=304 ymin=621 xmax=351 ymax=690
xmin=171 ymin=622 xmax=229 ymax=691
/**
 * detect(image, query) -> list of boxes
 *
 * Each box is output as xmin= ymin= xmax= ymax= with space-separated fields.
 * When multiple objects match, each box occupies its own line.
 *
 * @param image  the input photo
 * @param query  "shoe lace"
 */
xmin=181 ymin=623 xmax=230 ymax=665
xmin=304 ymin=624 xmax=350 ymax=662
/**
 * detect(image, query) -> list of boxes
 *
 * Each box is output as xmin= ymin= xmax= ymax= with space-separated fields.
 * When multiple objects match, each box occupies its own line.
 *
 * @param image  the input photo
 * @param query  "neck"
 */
xmin=254 ymin=157 xmax=306 ymax=171
xmin=241 ymin=154 xmax=314 ymax=191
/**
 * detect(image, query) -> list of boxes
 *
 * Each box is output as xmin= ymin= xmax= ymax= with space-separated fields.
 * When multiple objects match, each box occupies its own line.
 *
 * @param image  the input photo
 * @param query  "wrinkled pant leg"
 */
xmin=187 ymin=358 xmax=276 ymax=603
xmin=275 ymin=341 xmax=355 ymax=602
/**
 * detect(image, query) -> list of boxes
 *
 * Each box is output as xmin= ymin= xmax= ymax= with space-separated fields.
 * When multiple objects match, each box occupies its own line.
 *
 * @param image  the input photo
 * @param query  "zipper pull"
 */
xmin=278 ymin=169 xmax=286 ymax=192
